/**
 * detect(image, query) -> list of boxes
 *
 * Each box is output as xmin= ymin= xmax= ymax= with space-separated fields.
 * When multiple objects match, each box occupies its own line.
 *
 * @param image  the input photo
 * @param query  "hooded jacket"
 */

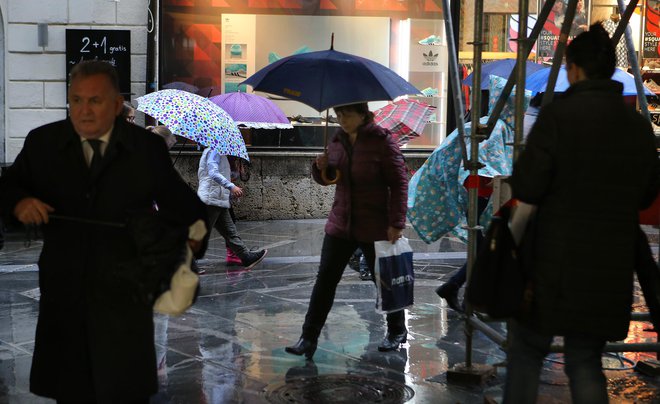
xmin=197 ymin=148 xmax=235 ymax=208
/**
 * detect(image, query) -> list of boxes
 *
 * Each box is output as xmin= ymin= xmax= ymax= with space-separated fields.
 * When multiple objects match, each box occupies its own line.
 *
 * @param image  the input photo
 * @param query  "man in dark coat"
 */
xmin=503 ymin=24 xmax=659 ymax=403
xmin=0 ymin=61 xmax=207 ymax=403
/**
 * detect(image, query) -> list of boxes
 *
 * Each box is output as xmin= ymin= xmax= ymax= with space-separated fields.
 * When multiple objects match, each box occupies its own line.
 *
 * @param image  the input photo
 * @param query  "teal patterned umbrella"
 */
xmin=136 ymin=89 xmax=248 ymax=161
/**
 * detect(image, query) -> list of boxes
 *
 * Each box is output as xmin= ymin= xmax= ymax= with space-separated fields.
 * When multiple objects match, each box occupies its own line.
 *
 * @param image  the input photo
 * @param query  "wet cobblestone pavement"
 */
xmin=1 ymin=220 xmax=659 ymax=403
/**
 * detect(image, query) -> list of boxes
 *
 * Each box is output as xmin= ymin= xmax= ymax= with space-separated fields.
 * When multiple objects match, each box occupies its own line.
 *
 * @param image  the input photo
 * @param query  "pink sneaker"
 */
xmin=226 ymin=247 xmax=242 ymax=266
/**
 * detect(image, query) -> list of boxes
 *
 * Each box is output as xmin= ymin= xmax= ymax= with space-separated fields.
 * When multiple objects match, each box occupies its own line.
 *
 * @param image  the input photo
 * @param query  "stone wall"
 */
xmin=4 ymin=0 xmax=149 ymax=162
xmin=172 ymin=152 xmax=430 ymax=221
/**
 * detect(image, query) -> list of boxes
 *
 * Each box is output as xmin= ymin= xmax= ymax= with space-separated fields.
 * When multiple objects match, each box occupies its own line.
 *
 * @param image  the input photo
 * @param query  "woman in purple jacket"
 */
xmin=285 ymin=102 xmax=409 ymax=359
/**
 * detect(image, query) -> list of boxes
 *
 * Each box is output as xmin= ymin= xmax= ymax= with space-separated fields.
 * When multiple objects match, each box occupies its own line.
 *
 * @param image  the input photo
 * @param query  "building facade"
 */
xmin=1 ymin=0 xmax=149 ymax=163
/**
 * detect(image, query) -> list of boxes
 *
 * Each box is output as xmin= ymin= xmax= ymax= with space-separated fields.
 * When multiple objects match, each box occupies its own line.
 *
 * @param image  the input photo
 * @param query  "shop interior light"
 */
xmin=398 ymin=19 xmax=411 ymax=81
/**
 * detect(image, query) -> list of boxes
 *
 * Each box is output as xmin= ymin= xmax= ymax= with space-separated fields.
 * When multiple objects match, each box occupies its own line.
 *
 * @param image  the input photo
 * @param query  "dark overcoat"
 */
xmin=312 ymin=123 xmax=408 ymax=242
xmin=0 ymin=118 xmax=207 ymax=402
xmin=511 ymin=80 xmax=659 ymax=341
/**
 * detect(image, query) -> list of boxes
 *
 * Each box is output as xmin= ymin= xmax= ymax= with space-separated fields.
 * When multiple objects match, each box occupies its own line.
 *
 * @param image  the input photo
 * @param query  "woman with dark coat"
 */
xmin=285 ymin=103 xmax=409 ymax=359
xmin=504 ymin=23 xmax=659 ymax=403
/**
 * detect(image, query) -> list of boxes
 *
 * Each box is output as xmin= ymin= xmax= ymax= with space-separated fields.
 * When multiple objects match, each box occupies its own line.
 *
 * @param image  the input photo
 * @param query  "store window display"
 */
xmin=602 ymin=8 xmax=628 ymax=68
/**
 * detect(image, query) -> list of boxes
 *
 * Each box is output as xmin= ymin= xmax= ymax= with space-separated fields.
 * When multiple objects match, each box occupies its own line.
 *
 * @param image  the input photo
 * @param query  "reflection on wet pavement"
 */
xmin=0 ymin=220 xmax=658 ymax=403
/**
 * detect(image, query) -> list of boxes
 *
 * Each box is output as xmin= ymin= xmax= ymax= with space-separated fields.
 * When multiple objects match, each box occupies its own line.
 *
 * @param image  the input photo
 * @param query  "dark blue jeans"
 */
xmin=301 ymin=234 xmax=406 ymax=341
xmin=503 ymin=321 xmax=608 ymax=404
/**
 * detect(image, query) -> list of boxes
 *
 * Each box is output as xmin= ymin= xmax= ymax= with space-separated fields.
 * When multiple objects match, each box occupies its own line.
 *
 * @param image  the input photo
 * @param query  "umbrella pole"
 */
xmin=320 ymin=109 xmax=341 ymax=185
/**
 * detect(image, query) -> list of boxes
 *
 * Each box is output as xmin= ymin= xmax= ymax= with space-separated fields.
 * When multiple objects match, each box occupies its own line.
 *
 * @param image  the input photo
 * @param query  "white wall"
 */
xmin=4 ymin=0 xmax=149 ymax=162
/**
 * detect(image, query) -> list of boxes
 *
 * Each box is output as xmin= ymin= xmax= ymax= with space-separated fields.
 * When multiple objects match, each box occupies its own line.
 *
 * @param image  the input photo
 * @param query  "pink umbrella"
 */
xmin=209 ymin=92 xmax=293 ymax=129
xmin=374 ymin=99 xmax=436 ymax=146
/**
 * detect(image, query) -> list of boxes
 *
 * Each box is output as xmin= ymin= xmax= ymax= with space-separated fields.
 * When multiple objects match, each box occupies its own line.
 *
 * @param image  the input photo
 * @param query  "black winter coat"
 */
xmin=511 ymin=80 xmax=659 ymax=340
xmin=312 ymin=123 xmax=408 ymax=242
xmin=0 ymin=118 xmax=207 ymax=402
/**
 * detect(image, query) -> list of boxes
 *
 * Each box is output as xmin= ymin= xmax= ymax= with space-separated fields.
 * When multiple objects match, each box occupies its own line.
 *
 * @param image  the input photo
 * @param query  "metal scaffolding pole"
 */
xmin=485 ymin=0 xmax=557 ymax=137
xmin=437 ymin=0 xmax=660 ymax=381
xmin=542 ymin=0 xmax=578 ymax=106
xmin=513 ymin=0 xmax=529 ymax=163
xmin=440 ymin=0 xmax=469 ymax=167
xmin=464 ymin=0 xmax=485 ymax=369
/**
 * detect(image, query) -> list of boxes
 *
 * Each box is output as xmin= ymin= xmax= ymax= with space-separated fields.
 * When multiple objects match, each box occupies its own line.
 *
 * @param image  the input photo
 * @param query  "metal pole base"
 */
xmin=446 ymin=362 xmax=496 ymax=385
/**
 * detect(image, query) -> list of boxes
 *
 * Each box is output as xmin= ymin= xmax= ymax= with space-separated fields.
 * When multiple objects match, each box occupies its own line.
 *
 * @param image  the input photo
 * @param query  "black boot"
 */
xmin=285 ymin=338 xmax=318 ymax=360
xmin=378 ymin=331 xmax=408 ymax=352
xmin=435 ymin=282 xmax=462 ymax=312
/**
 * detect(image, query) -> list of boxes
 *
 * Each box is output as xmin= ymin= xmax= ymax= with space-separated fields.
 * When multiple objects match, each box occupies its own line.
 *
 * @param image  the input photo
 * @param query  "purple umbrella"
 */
xmin=209 ymin=92 xmax=293 ymax=129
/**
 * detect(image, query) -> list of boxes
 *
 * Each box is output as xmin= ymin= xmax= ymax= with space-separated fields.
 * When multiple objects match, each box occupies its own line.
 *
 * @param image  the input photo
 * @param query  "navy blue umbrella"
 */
xmin=242 ymin=48 xmax=420 ymax=112
xmin=463 ymin=59 xmax=545 ymax=90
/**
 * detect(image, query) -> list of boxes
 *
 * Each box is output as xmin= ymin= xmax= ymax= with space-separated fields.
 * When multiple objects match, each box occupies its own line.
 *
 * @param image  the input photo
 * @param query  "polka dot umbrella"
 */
xmin=136 ymin=89 xmax=248 ymax=161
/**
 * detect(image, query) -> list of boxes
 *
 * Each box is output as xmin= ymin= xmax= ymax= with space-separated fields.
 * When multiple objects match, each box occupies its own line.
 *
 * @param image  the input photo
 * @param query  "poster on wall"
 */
xmin=66 ymin=29 xmax=131 ymax=95
xmin=537 ymin=0 xmax=589 ymax=62
xmin=644 ymin=0 xmax=660 ymax=66
xmin=221 ymin=15 xmax=254 ymax=94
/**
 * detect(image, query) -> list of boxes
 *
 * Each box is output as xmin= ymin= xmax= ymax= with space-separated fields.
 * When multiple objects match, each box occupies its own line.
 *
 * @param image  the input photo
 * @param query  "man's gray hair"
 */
xmin=69 ymin=60 xmax=120 ymax=93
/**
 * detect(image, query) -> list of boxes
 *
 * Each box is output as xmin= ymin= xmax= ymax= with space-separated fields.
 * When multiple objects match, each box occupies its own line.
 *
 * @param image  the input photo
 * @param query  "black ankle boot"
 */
xmin=378 ymin=331 xmax=407 ymax=352
xmin=435 ymin=283 xmax=462 ymax=312
xmin=285 ymin=338 xmax=318 ymax=359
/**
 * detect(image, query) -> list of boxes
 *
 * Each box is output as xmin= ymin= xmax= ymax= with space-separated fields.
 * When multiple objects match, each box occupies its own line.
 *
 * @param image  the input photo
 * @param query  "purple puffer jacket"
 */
xmin=312 ymin=123 xmax=408 ymax=242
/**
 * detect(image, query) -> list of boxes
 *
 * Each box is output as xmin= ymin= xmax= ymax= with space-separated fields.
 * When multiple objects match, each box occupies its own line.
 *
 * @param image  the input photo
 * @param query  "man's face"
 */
xmin=68 ymin=74 xmax=123 ymax=139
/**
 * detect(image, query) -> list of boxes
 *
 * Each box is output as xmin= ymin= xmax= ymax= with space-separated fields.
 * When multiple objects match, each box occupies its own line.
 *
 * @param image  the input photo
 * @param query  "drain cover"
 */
xmin=265 ymin=374 xmax=415 ymax=403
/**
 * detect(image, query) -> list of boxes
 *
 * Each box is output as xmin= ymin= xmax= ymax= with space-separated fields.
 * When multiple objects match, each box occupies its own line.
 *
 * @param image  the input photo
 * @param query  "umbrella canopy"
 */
xmin=136 ymin=89 xmax=248 ymax=161
xmin=209 ymin=92 xmax=293 ymax=129
xmin=463 ymin=59 xmax=546 ymax=90
xmin=242 ymin=48 xmax=420 ymax=112
xmin=162 ymin=81 xmax=199 ymax=93
xmin=526 ymin=66 xmax=654 ymax=96
xmin=374 ymin=99 xmax=436 ymax=146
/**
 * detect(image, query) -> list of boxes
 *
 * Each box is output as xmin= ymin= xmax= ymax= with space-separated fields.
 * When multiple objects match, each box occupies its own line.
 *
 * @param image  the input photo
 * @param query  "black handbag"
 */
xmin=466 ymin=204 xmax=533 ymax=319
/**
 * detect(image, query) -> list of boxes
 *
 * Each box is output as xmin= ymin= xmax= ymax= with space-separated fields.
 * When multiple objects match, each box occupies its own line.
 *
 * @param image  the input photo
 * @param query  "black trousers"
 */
xmin=301 ymin=234 xmax=406 ymax=341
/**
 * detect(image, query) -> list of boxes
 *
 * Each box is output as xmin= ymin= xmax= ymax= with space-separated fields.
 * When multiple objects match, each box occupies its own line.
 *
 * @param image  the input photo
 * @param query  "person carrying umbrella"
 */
xmin=197 ymin=148 xmax=267 ymax=271
xmin=285 ymin=102 xmax=409 ymax=359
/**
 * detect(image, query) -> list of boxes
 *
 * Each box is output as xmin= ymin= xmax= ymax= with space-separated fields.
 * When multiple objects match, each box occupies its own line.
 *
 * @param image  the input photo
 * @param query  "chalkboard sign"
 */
xmin=66 ymin=29 xmax=131 ymax=95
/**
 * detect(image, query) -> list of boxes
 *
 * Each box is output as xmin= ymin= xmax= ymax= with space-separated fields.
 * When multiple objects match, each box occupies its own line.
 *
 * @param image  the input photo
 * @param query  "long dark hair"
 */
xmin=333 ymin=103 xmax=375 ymax=124
xmin=565 ymin=22 xmax=616 ymax=80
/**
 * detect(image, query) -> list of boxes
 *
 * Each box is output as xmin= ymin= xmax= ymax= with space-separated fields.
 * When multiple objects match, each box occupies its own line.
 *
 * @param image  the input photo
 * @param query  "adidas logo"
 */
xmin=423 ymin=50 xmax=439 ymax=62
xmin=422 ymin=50 xmax=439 ymax=66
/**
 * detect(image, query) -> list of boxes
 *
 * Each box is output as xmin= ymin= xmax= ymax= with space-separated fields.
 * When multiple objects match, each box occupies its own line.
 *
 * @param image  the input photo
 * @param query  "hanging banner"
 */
xmin=537 ymin=0 xmax=589 ymax=63
xmin=644 ymin=0 xmax=660 ymax=60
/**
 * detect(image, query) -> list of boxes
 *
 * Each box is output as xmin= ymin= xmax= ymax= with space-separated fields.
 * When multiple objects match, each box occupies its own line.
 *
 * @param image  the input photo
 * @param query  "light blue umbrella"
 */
xmin=525 ymin=66 xmax=654 ymax=96
xmin=463 ymin=59 xmax=546 ymax=89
